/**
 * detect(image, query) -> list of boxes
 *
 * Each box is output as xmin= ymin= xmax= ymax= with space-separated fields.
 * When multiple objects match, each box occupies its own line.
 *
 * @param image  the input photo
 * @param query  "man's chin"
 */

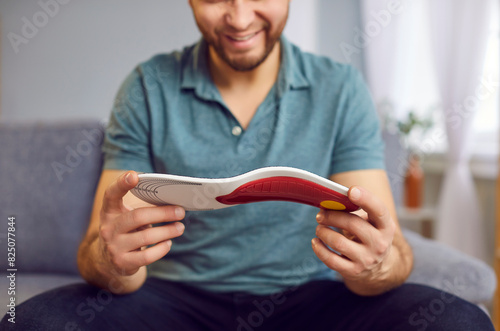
xmin=224 ymin=57 xmax=267 ymax=72
xmin=216 ymin=43 xmax=278 ymax=71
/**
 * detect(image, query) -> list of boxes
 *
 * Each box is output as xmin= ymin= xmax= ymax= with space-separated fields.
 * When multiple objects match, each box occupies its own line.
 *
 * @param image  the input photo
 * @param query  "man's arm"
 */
xmin=312 ymin=169 xmax=413 ymax=296
xmin=77 ymin=170 xmax=186 ymax=294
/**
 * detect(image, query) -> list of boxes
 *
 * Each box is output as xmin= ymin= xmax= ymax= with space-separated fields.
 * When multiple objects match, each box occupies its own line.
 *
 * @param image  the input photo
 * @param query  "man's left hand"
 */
xmin=312 ymin=186 xmax=401 ymax=296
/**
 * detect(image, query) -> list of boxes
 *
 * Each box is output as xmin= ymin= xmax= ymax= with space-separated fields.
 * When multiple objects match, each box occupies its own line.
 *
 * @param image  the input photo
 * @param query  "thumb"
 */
xmin=102 ymin=171 xmax=138 ymax=214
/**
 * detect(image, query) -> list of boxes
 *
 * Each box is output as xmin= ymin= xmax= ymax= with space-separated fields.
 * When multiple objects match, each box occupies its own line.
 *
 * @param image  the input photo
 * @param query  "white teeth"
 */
xmin=230 ymin=33 xmax=256 ymax=41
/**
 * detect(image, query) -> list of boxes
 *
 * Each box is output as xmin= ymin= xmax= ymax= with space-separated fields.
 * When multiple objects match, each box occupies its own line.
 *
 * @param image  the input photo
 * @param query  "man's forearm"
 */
xmin=77 ymin=236 xmax=147 ymax=294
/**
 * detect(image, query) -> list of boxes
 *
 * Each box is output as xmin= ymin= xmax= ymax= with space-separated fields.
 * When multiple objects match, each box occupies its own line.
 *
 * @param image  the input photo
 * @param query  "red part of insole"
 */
xmin=215 ymin=176 xmax=358 ymax=211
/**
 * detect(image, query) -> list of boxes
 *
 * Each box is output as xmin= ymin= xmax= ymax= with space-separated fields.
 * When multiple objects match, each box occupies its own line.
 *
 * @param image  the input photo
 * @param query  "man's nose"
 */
xmin=224 ymin=1 xmax=255 ymax=31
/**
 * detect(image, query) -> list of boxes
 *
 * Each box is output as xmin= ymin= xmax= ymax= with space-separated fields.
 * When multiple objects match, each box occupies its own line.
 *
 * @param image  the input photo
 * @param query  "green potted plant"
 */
xmin=396 ymin=111 xmax=433 ymax=209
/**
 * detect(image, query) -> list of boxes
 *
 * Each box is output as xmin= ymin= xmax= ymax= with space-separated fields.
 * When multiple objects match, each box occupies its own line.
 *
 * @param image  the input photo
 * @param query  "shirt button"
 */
xmin=232 ymin=126 xmax=242 ymax=136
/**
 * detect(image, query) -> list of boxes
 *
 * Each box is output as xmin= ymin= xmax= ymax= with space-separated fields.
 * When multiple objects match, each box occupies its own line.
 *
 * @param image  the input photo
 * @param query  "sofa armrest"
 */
xmin=0 ymin=120 xmax=105 ymax=274
xmin=403 ymin=228 xmax=496 ymax=304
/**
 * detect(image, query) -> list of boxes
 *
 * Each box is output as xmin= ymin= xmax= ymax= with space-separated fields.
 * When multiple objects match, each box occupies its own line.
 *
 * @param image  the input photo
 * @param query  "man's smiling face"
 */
xmin=189 ymin=0 xmax=290 ymax=71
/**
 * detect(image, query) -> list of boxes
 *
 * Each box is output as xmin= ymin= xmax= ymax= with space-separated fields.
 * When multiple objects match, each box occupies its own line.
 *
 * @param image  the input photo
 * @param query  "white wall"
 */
xmin=1 ymin=0 xmax=200 ymax=122
xmin=317 ymin=0 xmax=365 ymax=71
xmin=0 ymin=0 xmax=362 ymax=122
xmin=284 ymin=0 xmax=319 ymax=54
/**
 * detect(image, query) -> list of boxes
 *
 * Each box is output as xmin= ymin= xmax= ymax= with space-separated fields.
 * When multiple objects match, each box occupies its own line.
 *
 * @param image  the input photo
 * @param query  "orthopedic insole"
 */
xmin=131 ymin=166 xmax=359 ymax=212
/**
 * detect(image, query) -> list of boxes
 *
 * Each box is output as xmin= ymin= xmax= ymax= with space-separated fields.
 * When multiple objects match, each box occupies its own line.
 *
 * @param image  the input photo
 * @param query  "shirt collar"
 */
xmin=180 ymin=36 xmax=310 ymax=101
xmin=180 ymin=39 xmax=220 ymax=101
xmin=276 ymin=36 xmax=310 ymax=97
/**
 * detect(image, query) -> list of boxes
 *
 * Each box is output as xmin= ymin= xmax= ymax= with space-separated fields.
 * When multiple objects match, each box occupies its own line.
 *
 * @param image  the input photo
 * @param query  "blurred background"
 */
xmin=0 ymin=0 xmax=365 ymax=122
xmin=1 ymin=0 xmax=499 ymax=320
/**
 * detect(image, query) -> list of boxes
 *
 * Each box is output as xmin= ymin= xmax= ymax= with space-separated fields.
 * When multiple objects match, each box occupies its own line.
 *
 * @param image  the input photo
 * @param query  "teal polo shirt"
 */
xmin=102 ymin=37 xmax=385 ymax=295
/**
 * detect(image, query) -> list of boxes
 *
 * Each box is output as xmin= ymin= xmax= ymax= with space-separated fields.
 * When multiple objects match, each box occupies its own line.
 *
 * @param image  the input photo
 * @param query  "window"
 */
xmin=471 ymin=3 xmax=499 ymax=159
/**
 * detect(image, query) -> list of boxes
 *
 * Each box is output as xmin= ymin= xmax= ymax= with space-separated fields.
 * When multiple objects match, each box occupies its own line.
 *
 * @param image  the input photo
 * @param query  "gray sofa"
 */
xmin=0 ymin=120 xmax=496 ymax=318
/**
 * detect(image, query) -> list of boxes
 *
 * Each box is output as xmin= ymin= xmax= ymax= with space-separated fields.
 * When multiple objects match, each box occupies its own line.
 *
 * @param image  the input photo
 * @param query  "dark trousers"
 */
xmin=1 ymin=278 xmax=494 ymax=331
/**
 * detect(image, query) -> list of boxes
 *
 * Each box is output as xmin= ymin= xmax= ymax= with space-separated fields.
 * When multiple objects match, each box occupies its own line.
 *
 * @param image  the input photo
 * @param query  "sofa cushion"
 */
xmin=0 ymin=121 xmax=104 ymax=274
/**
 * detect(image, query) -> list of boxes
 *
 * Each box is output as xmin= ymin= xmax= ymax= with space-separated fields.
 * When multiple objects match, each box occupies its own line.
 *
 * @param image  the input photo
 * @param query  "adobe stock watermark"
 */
xmin=51 ymin=127 xmax=104 ymax=182
xmin=113 ymin=63 xmax=172 ymax=111
xmin=443 ymin=71 xmax=499 ymax=130
xmin=236 ymin=291 xmax=287 ymax=331
xmin=64 ymin=289 xmax=113 ymax=331
xmin=188 ymin=102 xmax=298 ymax=211
xmin=8 ymin=0 xmax=73 ymax=54
xmin=339 ymin=0 xmax=409 ymax=63
xmin=386 ymin=71 xmax=499 ymax=188
xmin=236 ymin=256 xmax=322 ymax=331
xmin=407 ymin=269 xmax=480 ymax=330
xmin=64 ymin=276 xmax=126 ymax=330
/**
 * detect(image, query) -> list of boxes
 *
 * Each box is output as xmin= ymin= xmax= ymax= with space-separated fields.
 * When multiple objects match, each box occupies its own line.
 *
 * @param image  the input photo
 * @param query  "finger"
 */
xmin=118 ymin=222 xmax=185 ymax=251
xmin=102 ymin=171 xmax=139 ymax=214
xmin=316 ymin=210 xmax=375 ymax=245
xmin=117 ymin=205 xmax=185 ymax=233
xmin=311 ymin=238 xmax=355 ymax=275
xmin=348 ymin=186 xmax=391 ymax=230
xmin=315 ymin=225 xmax=363 ymax=262
xmin=122 ymin=240 xmax=173 ymax=270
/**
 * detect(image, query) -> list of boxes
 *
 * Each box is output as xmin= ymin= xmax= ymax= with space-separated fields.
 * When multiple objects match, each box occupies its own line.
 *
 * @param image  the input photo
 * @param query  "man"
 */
xmin=3 ymin=1 xmax=493 ymax=330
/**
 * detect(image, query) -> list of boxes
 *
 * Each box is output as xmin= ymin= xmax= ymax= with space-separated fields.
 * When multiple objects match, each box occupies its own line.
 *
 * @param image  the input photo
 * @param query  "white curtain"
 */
xmin=361 ymin=0 xmax=438 ymax=121
xmin=360 ymin=0 xmax=401 ymax=113
xmin=430 ymin=0 xmax=494 ymax=261
xmin=284 ymin=0 xmax=319 ymax=54
xmin=361 ymin=0 xmax=493 ymax=260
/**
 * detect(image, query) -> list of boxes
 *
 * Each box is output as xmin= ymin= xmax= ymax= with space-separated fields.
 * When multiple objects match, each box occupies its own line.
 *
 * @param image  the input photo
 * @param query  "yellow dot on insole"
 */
xmin=320 ymin=200 xmax=346 ymax=210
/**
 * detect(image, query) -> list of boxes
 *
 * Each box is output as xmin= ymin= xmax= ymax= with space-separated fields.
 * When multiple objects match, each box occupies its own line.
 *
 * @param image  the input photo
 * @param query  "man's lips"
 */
xmin=226 ymin=31 xmax=260 ymax=41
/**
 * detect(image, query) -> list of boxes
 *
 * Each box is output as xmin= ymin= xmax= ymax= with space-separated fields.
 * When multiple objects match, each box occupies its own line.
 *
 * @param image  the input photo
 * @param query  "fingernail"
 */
xmin=167 ymin=240 xmax=172 ymax=248
xmin=350 ymin=187 xmax=361 ymax=201
xmin=311 ymin=238 xmax=318 ymax=247
xmin=175 ymin=222 xmax=185 ymax=233
xmin=175 ymin=207 xmax=185 ymax=219
xmin=125 ymin=172 xmax=132 ymax=185
xmin=316 ymin=211 xmax=324 ymax=222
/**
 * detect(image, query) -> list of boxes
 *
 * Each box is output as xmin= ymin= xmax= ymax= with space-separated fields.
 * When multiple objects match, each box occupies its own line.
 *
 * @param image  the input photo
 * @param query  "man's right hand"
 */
xmin=78 ymin=170 xmax=185 ymax=294
xmin=98 ymin=171 xmax=186 ymax=277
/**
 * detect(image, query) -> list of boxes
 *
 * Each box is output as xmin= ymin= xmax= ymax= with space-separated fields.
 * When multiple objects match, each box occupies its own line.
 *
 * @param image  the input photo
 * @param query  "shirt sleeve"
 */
xmin=101 ymin=68 xmax=155 ymax=173
xmin=329 ymin=66 xmax=386 ymax=175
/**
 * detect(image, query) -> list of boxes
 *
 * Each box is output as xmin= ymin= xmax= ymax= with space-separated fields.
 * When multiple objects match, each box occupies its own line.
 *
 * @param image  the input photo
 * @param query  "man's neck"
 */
xmin=208 ymin=42 xmax=281 ymax=92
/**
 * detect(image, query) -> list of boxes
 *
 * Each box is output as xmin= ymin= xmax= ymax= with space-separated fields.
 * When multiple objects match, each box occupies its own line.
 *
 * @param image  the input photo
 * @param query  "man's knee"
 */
xmin=401 ymin=284 xmax=494 ymax=331
xmin=1 ymin=283 xmax=108 ymax=330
